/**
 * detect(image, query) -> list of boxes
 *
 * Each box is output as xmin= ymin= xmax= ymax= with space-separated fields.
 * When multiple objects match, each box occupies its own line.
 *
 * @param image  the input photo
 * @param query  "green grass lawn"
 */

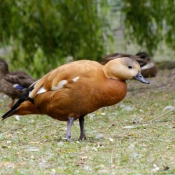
xmin=0 ymin=69 xmax=175 ymax=175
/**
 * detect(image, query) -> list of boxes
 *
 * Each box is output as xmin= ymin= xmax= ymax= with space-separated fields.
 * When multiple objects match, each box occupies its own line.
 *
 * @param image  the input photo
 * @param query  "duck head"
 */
xmin=0 ymin=59 xmax=9 ymax=75
xmin=103 ymin=57 xmax=150 ymax=84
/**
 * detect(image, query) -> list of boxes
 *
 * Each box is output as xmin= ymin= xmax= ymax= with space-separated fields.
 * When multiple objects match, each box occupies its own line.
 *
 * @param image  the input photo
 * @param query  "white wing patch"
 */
xmin=37 ymin=87 xmax=47 ymax=95
xmin=52 ymin=80 xmax=68 ymax=90
xmin=35 ymin=77 xmax=80 ymax=94
xmin=51 ymin=77 xmax=79 ymax=91
xmin=13 ymin=84 xmax=19 ymax=88
xmin=72 ymin=76 xmax=79 ymax=82
xmin=141 ymin=62 xmax=155 ymax=70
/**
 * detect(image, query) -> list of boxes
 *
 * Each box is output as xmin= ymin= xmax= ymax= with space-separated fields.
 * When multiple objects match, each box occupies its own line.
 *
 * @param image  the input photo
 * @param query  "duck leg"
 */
xmin=65 ymin=117 xmax=74 ymax=141
xmin=9 ymin=99 xmax=15 ymax=108
xmin=79 ymin=115 xmax=86 ymax=140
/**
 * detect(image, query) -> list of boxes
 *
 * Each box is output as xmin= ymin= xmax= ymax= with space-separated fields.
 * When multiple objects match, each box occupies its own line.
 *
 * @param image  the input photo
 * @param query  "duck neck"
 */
xmin=99 ymin=78 xmax=127 ymax=107
xmin=0 ymin=67 xmax=9 ymax=78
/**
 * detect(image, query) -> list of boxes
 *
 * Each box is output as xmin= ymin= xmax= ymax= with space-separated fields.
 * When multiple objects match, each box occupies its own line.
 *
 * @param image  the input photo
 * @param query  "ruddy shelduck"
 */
xmin=2 ymin=58 xmax=149 ymax=141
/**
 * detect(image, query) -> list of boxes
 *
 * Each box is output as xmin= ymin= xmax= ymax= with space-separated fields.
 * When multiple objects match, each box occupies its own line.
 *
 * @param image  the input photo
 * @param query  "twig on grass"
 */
xmin=149 ymin=110 xmax=174 ymax=125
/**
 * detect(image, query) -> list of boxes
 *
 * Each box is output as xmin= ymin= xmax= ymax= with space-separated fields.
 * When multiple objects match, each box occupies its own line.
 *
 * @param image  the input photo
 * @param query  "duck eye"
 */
xmin=128 ymin=66 xmax=132 ymax=69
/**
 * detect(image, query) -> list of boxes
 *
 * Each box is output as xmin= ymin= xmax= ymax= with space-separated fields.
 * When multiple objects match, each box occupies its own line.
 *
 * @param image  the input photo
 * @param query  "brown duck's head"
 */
xmin=135 ymin=52 xmax=151 ymax=61
xmin=0 ymin=59 xmax=9 ymax=75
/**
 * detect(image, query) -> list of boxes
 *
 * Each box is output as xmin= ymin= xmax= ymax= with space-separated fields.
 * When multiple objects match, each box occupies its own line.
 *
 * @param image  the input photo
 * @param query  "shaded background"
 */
xmin=0 ymin=0 xmax=175 ymax=77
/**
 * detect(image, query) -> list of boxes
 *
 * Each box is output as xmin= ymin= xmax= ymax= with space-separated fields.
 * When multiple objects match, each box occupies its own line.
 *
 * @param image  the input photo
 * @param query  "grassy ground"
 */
xmin=0 ymin=69 xmax=175 ymax=175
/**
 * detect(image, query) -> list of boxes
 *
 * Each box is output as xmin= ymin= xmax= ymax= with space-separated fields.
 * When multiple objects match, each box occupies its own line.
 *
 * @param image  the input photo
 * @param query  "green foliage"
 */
xmin=0 ymin=0 xmax=112 ymax=77
xmin=2 ymin=0 xmax=175 ymax=77
xmin=121 ymin=0 xmax=175 ymax=56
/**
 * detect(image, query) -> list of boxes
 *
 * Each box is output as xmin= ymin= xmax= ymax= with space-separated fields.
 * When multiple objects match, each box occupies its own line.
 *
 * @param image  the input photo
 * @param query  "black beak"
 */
xmin=134 ymin=72 xmax=150 ymax=84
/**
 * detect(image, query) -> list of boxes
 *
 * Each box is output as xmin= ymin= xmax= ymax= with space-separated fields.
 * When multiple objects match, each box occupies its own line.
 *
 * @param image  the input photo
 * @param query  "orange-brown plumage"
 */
xmin=2 ymin=58 xmax=149 ymax=141
xmin=13 ymin=101 xmax=40 ymax=115
xmin=35 ymin=77 xmax=126 ymax=121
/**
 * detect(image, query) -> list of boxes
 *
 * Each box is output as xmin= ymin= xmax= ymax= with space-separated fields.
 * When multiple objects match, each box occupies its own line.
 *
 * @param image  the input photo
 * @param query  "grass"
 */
xmin=0 ymin=69 xmax=175 ymax=175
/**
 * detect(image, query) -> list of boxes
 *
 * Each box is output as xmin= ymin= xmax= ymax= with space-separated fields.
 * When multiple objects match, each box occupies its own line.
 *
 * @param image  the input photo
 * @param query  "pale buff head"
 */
xmin=103 ymin=57 xmax=149 ymax=84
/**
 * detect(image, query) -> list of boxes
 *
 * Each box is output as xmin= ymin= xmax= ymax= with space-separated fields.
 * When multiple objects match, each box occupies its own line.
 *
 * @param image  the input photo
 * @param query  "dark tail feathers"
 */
xmin=2 ymin=85 xmax=34 ymax=120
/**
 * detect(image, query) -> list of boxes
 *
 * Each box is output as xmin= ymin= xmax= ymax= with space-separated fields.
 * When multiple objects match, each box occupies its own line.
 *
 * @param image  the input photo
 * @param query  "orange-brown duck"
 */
xmin=2 ymin=58 xmax=149 ymax=141
xmin=100 ymin=52 xmax=158 ymax=77
xmin=0 ymin=59 xmax=35 ymax=107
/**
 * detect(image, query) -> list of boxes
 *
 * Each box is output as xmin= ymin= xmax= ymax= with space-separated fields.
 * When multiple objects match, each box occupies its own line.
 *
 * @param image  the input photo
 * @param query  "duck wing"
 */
xmin=0 ymin=72 xmax=35 ymax=100
xmin=0 ymin=76 xmax=24 ymax=99
xmin=8 ymin=71 xmax=35 ymax=87
xmin=2 ymin=60 xmax=103 ymax=120
xmin=29 ymin=60 xmax=103 ymax=98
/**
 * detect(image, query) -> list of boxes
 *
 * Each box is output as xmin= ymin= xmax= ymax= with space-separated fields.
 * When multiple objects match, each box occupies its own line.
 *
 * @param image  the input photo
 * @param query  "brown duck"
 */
xmin=2 ymin=58 xmax=149 ymax=141
xmin=0 ymin=59 xmax=35 ymax=107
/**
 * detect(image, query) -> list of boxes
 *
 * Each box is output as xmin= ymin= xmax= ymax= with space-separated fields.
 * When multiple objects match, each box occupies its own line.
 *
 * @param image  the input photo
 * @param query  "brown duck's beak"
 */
xmin=134 ymin=72 xmax=150 ymax=84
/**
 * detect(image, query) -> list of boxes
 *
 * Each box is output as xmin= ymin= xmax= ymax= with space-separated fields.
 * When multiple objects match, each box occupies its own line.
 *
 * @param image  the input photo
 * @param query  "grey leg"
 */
xmin=79 ymin=115 xmax=86 ymax=140
xmin=65 ymin=117 xmax=74 ymax=141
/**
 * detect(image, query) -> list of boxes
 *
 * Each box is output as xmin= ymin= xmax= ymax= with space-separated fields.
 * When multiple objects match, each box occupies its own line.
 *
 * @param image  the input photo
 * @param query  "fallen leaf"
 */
xmin=14 ymin=115 xmax=20 ymax=121
xmin=76 ymin=156 xmax=89 ymax=166
xmin=95 ymin=133 xmax=104 ymax=139
xmin=25 ymin=147 xmax=40 ymax=152
xmin=123 ymin=125 xmax=137 ymax=129
xmin=76 ymin=161 xmax=84 ymax=166
xmin=0 ymin=162 xmax=22 ymax=168
xmin=163 ymin=106 xmax=174 ymax=111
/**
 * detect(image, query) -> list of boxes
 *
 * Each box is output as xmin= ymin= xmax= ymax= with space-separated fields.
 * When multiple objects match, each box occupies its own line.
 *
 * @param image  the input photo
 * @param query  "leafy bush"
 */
xmin=0 ymin=0 xmax=113 ymax=77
